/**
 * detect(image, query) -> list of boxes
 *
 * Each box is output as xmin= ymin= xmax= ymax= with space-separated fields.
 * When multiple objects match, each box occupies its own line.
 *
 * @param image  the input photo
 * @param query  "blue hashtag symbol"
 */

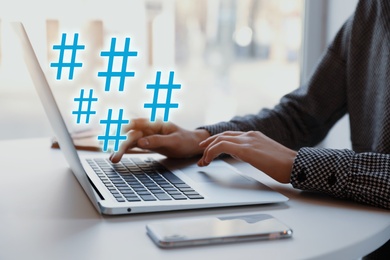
xmin=144 ymin=71 xmax=181 ymax=122
xmin=98 ymin=109 xmax=129 ymax=152
xmin=72 ymin=89 xmax=98 ymax=124
xmin=50 ymin=33 xmax=85 ymax=80
xmin=98 ymin=37 xmax=138 ymax=91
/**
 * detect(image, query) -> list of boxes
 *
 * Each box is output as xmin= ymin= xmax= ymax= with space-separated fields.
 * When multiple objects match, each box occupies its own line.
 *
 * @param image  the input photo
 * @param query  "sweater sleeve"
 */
xmin=291 ymin=147 xmax=390 ymax=209
xmin=198 ymin=1 xmax=390 ymax=210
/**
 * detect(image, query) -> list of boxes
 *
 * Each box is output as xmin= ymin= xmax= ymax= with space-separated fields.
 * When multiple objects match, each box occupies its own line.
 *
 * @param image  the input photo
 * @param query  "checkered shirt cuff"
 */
xmin=291 ymin=147 xmax=354 ymax=198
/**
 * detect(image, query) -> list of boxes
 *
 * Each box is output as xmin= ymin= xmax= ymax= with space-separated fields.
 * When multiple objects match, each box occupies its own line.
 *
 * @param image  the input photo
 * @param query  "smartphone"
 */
xmin=146 ymin=213 xmax=292 ymax=248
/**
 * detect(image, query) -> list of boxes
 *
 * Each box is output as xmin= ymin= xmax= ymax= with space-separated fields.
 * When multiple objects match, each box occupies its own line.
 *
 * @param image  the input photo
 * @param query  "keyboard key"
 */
xmin=178 ymin=188 xmax=195 ymax=193
xmin=174 ymin=184 xmax=191 ymax=189
xmin=117 ymin=186 xmax=131 ymax=190
xmin=122 ymin=176 xmax=136 ymax=180
xmin=140 ymin=195 xmax=157 ymax=201
xmin=126 ymin=197 xmax=141 ymax=202
xmin=124 ymin=194 xmax=139 ymax=199
xmin=108 ymin=176 xmax=121 ymax=180
xmin=149 ymin=186 xmax=163 ymax=191
xmin=166 ymin=190 xmax=182 ymax=195
xmin=155 ymin=194 xmax=172 ymax=200
xmin=121 ymin=190 xmax=136 ymax=195
xmin=140 ymin=182 xmax=155 ymax=187
xmin=150 ymin=189 xmax=166 ymax=194
xmin=160 ymin=172 xmax=185 ymax=184
xmin=138 ymin=181 xmax=149 ymax=186
xmin=137 ymin=191 xmax=152 ymax=195
xmin=146 ymin=173 xmax=159 ymax=178
xmin=131 ymin=185 xmax=145 ymax=189
xmin=164 ymin=187 xmax=178 ymax=191
xmin=171 ymin=194 xmax=187 ymax=200
xmin=130 ymin=170 xmax=144 ymax=174
xmin=187 ymin=195 xmax=204 ymax=199
xmin=159 ymin=184 xmax=174 ymax=188
xmin=182 ymin=191 xmax=200 ymax=196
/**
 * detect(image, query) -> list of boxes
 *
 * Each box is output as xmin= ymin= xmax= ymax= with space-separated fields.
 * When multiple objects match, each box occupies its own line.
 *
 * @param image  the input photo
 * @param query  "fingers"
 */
xmin=199 ymin=131 xmax=244 ymax=157
xmin=197 ymin=130 xmax=297 ymax=184
xmin=111 ymin=118 xmax=167 ymax=163
xmin=198 ymin=132 xmax=245 ymax=166
xmin=197 ymin=131 xmax=250 ymax=166
xmin=199 ymin=131 xmax=243 ymax=147
xmin=110 ymin=129 xmax=143 ymax=163
xmin=122 ymin=118 xmax=163 ymax=134
xmin=110 ymin=133 xmax=180 ymax=163
xmin=198 ymin=140 xmax=241 ymax=167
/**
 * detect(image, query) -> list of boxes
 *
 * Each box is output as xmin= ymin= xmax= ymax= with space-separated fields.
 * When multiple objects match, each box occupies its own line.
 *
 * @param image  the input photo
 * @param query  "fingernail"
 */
xmin=197 ymin=159 xmax=204 ymax=167
xmin=109 ymin=152 xmax=116 ymax=160
xmin=139 ymin=138 xmax=149 ymax=147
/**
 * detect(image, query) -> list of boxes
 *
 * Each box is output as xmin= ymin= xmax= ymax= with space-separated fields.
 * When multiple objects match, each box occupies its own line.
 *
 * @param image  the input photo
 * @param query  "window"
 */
xmin=173 ymin=0 xmax=303 ymax=127
xmin=0 ymin=0 xmax=304 ymax=140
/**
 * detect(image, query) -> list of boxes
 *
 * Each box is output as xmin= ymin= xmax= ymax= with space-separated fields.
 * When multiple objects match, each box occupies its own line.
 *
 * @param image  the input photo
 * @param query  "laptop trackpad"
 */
xmin=184 ymin=166 xmax=255 ymax=186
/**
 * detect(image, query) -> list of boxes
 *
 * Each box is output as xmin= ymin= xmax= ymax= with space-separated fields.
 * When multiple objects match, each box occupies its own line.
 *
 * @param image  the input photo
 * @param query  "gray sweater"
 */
xmin=200 ymin=0 xmax=390 ymax=209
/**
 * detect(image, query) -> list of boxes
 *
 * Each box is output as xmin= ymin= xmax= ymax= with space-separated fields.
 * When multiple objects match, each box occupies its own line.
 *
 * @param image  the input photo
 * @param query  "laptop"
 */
xmin=13 ymin=22 xmax=288 ymax=215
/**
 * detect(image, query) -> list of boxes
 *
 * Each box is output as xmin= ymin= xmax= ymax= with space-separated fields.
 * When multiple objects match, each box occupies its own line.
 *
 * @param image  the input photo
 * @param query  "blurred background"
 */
xmin=0 ymin=0 xmax=357 ymax=149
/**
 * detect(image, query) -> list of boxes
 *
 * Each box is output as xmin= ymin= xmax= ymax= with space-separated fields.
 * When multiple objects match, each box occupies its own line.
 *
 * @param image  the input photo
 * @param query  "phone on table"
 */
xmin=146 ymin=213 xmax=292 ymax=248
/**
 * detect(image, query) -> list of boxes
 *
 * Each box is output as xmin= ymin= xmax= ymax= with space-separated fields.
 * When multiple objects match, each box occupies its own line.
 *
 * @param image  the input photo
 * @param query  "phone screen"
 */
xmin=146 ymin=213 xmax=292 ymax=248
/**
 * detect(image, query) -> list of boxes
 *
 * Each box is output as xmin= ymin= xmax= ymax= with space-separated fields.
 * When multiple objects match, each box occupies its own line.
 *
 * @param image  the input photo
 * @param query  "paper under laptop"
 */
xmin=13 ymin=22 xmax=288 ymax=215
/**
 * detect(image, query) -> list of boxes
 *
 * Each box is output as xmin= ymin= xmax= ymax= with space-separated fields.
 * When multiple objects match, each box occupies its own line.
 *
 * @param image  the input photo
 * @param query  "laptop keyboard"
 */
xmin=86 ymin=158 xmax=204 ymax=202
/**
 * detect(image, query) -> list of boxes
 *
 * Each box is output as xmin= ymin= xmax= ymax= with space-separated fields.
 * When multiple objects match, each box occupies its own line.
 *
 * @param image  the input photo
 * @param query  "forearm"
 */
xmin=291 ymin=148 xmax=390 ymax=209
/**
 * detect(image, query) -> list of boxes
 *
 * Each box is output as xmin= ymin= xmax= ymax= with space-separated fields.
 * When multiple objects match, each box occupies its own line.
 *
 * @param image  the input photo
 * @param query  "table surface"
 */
xmin=1 ymin=138 xmax=389 ymax=260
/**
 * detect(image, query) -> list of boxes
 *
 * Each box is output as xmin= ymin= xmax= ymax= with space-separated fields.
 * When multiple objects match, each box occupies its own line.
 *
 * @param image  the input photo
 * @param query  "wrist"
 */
xmin=280 ymin=149 xmax=298 ymax=183
xmin=193 ymin=129 xmax=210 ymax=155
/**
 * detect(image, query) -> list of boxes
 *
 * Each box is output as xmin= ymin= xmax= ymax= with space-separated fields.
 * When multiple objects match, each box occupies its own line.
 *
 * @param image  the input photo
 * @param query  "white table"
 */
xmin=1 ymin=138 xmax=389 ymax=260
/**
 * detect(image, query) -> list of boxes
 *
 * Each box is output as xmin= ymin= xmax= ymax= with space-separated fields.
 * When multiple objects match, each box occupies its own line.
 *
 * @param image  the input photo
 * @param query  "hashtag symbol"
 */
xmin=50 ymin=33 xmax=85 ymax=80
xmin=97 ymin=37 xmax=138 ymax=92
xmin=144 ymin=71 xmax=181 ymax=122
xmin=72 ymin=89 xmax=98 ymax=124
xmin=98 ymin=109 xmax=129 ymax=152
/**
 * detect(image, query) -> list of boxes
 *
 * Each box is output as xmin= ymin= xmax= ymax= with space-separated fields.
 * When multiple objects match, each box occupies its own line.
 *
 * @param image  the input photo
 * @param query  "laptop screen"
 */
xmin=12 ymin=22 xmax=101 ymax=211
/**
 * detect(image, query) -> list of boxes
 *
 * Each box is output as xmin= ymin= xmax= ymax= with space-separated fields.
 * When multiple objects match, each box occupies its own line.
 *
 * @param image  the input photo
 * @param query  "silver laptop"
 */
xmin=13 ymin=22 xmax=288 ymax=215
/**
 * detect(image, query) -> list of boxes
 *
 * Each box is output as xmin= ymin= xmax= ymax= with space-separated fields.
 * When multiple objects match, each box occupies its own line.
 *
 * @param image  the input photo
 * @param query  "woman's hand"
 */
xmin=110 ymin=118 xmax=210 ymax=163
xmin=197 ymin=131 xmax=297 ymax=183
